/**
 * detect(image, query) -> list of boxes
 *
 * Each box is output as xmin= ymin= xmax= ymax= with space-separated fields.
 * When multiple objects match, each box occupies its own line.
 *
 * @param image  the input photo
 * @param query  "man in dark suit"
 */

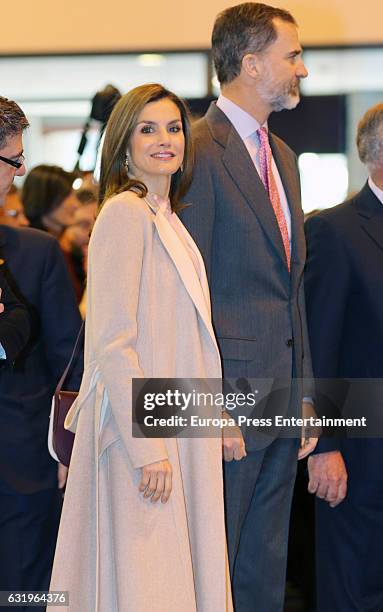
xmin=305 ymin=103 xmax=383 ymax=611
xmin=181 ymin=4 xmax=316 ymax=610
xmin=0 ymin=96 xmax=82 ymax=608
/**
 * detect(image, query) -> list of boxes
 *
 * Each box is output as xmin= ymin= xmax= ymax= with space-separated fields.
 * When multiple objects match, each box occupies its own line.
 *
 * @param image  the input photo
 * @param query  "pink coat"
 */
xmin=50 ymin=191 xmax=232 ymax=611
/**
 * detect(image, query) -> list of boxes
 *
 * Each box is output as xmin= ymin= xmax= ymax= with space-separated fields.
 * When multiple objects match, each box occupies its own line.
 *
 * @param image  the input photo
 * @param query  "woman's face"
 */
xmin=47 ymin=190 xmax=79 ymax=228
xmin=128 ymin=98 xmax=185 ymax=184
xmin=70 ymin=202 xmax=97 ymax=248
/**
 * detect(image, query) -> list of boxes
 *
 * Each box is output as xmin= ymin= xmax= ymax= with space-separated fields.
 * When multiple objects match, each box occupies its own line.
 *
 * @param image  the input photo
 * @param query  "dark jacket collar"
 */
xmin=355 ymin=181 xmax=383 ymax=219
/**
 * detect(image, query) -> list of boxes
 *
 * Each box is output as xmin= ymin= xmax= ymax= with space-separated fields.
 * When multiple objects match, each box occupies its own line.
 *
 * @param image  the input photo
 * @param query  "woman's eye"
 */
xmin=141 ymin=125 xmax=154 ymax=134
xmin=169 ymin=125 xmax=182 ymax=133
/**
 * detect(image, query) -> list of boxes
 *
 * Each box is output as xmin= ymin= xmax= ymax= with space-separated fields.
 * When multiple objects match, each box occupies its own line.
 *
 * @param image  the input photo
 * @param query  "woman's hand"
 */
xmin=139 ymin=459 xmax=172 ymax=503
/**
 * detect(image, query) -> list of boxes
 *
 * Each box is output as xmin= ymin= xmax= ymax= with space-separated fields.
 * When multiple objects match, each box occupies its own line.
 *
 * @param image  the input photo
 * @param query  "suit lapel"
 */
xmin=206 ymin=104 xmax=291 ymax=270
xmin=270 ymin=134 xmax=305 ymax=266
xmin=356 ymin=183 xmax=383 ymax=253
xmin=145 ymin=199 xmax=217 ymax=347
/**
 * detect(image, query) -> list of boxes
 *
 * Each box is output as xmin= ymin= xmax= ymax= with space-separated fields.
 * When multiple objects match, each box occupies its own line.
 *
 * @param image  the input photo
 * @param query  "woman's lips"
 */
xmin=150 ymin=152 xmax=175 ymax=159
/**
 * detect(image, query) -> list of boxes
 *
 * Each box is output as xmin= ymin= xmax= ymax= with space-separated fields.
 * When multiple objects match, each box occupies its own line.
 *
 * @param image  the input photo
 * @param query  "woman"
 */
xmin=22 ymin=165 xmax=82 ymax=298
xmin=50 ymin=84 xmax=235 ymax=611
xmin=22 ymin=164 xmax=79 ymax=237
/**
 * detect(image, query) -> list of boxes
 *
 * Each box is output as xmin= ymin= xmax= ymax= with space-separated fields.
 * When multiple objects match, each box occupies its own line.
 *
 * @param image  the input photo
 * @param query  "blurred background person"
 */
xmin=59 ymin=187 xmax=97 ymax=305
xmin=21 ymin=164 xmax=85 ymax=301
xmin=22 ymin=164 xmax=79 ymax=238
xmin=0 ymin=185 xmax=29 ymax=227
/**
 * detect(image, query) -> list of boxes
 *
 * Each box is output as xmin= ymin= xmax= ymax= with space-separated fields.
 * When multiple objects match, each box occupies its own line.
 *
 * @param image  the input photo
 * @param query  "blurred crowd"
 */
xmin=1 ymin=166 xmax=97 ymax=316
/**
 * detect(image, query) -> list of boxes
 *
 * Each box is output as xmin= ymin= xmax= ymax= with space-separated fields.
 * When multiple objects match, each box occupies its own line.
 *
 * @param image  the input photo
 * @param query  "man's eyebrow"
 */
xmin=287 ymin=48 xmax=302 ymax=57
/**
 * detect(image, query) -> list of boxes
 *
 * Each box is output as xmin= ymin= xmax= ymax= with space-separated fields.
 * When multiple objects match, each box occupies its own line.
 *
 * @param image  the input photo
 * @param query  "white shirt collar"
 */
xmin=368 ymin=176 xmax=383 ymax=205
xmin=217 ymin=94 xmax=267 ymax=140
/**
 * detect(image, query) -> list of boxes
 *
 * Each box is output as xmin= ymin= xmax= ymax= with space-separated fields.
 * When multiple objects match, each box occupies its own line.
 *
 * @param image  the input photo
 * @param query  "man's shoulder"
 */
xmin=0 ymin=225 xmax=58 ymax=252
xmin=192 ymin=115 xmax=213 ymax=143
xmin=269 ymin=130 xmax=297 ymax=161
xmin=305 ymin=198 xmax=357 ymax=241
xmin=309 ymin=197 xmax=356 ymax=224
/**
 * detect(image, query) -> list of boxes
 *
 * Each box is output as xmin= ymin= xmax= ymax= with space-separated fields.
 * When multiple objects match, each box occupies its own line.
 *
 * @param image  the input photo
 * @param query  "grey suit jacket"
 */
xmin=181 ymin=103 xmax=313 ymax=448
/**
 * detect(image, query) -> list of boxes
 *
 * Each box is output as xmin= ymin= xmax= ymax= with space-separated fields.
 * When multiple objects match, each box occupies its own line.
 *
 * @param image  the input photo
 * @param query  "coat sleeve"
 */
xmin=304 ymin=214 xmax=351 ymax=452
xmin=0 ymin=271 xmax=30 ymax=364
xmin=88 ymin=196 xmax=168 ymax=469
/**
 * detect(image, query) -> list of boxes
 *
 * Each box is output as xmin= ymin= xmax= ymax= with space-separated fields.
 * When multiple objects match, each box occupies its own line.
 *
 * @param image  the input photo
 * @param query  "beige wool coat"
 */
xmin=50 ymin=191 xmax=232 ymax=612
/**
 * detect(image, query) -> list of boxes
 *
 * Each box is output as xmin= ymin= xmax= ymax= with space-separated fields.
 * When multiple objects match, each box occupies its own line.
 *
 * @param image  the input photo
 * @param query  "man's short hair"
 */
xmin=0 ymin=97 xmax=29 ymax=149
xmin=356 ymin=103 xmax=383 ymax=171
xmin=212 ymin=2 xmax=296 ymax=85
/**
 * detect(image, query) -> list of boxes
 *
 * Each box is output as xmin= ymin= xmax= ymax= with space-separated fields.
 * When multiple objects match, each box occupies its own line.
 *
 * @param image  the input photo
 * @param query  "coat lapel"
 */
xmin=356 ymin=182 xmax=383 ymax=253
xmin=145 ymin=199 xmax=217 ymax=348
xmin=171 ymin=214 xmax=213 ymax=314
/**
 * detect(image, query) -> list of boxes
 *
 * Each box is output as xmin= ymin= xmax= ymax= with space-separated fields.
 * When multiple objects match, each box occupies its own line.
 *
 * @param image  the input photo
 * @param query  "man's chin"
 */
xmin=271 ymin=93 xmax=300 ymax=113
xmin=284 ymin=93 xmax=300 ymax=110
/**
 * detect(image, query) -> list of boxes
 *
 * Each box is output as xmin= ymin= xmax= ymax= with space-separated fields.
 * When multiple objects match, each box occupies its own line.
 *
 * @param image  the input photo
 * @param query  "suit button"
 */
xmin=286 ymin=338 xmax=294 ymax=347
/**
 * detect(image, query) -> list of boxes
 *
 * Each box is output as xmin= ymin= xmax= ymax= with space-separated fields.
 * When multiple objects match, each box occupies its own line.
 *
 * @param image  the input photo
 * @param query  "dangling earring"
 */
xmin=125 ymin=154 xmax=129 ymax=173
xmin=180 ymin=162 xmax=184 ymax=173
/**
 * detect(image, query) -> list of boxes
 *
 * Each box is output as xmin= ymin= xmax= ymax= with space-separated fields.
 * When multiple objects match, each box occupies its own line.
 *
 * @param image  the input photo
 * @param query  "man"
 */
xmin=0 ymin=108 xmax=30 ymax=362
xmin=181 ymin=4 xmax=316 ymax=610
xmin=305 ymin=103 xmax=383 ymax=611
xmin=0 ymin=96 xmax=82 ymax=609
xmin=0 ymin=185 xmax=30 ymax=227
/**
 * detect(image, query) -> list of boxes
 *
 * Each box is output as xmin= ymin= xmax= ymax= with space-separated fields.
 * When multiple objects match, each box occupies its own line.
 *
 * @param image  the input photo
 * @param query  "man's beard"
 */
xmin=259 ymin=78 xmax=301 ymax=113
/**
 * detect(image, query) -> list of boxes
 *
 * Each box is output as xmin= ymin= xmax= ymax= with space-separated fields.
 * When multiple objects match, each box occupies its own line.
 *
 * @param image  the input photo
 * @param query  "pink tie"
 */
xmin=257 ymin=127 xmax=291 ymax=271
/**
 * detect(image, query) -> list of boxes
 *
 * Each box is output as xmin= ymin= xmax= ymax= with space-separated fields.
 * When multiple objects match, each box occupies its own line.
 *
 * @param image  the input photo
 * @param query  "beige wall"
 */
xmin=1 ymin=0 xmax=382 ymax=54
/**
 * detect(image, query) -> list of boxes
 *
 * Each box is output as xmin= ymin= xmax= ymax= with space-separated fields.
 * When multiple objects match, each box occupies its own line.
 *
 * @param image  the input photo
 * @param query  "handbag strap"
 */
xmin=55 ymin=321 xmax=85 ymax=396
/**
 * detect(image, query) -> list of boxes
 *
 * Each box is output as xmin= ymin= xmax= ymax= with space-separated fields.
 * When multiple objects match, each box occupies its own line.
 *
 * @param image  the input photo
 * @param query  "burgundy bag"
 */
xmin=51 ymin=323 xmax=84 ymax=467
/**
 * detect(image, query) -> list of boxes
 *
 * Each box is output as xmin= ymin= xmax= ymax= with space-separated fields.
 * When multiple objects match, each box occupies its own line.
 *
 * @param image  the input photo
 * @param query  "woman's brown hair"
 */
xmin=99 ymin=83 xmax=193 ymax=212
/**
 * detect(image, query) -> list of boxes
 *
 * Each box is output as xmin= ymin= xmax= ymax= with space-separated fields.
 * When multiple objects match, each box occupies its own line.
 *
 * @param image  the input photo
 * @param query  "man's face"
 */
xmin=256 ymin=18 xmax=308 ymax=113
xmin=0 ymin=190 xmax=29 ymax=228
xmin=0 ymin=133 xmax=26 ymax=206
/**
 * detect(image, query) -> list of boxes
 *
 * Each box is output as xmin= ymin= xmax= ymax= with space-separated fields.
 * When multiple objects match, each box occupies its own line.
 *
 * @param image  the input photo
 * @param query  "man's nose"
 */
xmin=15 ymin=162 xmax=26 ymax=177
xmin=297 ymin=59 xmax=308 ymax=79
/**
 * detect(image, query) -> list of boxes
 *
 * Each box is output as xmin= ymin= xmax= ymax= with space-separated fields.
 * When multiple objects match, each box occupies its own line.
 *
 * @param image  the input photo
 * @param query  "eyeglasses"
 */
xmin=0 ymin=154 xmax=25 ymax=169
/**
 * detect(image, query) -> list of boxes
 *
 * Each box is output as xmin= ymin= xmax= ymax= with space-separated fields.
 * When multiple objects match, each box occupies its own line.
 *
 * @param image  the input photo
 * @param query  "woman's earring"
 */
xmin=125 ymin=155 xmax=129 ymax=173
xmin=180 ymin=162 xmax=184 ymax=173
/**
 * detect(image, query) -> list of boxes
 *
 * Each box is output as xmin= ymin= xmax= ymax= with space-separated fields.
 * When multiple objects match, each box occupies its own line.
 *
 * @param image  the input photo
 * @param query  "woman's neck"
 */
xmin=143 ymin=175 xmax=171 ymax=199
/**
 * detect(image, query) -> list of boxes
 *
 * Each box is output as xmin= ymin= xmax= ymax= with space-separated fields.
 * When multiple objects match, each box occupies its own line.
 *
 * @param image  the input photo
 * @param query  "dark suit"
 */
xmin=181 ymin=103 xmax=312 ymax=611
xmin=0 ymin=272 xmax=30 ymax=363
xmin=0 ymin=225 xmax=82 ymax=607
xmin=305 ymin=183 xmax=383 ymax=612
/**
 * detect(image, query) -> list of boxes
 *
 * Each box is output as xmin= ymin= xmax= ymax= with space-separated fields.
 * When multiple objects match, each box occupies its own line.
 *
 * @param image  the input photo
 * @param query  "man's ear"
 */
xmin=241 ymin=53 xmax=260 ymax=79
